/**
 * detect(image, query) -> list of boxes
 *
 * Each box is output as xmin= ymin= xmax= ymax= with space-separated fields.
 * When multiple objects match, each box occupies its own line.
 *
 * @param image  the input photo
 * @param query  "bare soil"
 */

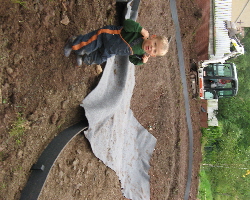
xmin=0 ymin=0 xmax=203 ymax=199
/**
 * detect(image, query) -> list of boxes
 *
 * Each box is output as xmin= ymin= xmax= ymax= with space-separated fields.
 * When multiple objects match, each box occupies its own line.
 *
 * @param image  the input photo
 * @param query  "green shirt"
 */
xmin=121 ymin=19 xmax=145 ymax=65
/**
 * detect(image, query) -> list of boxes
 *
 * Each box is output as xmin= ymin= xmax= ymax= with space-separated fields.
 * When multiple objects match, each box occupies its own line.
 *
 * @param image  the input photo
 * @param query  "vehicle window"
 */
xmin=218 ymin=90 xmax=233 ymax=97
xmin=206 ymin=63 xmax=233 ymax=77
xmin=216 ymin=64 xmax=233 ymax=77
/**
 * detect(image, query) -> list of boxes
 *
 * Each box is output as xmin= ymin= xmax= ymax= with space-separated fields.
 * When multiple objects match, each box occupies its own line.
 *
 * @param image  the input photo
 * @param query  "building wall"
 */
xmin=232 ymin=0 xmax=250 ymax=27
xmin=207 ymin=99 xmax=218 ymax=126
xmin=210 ymin=0 xmax=232 ymax=60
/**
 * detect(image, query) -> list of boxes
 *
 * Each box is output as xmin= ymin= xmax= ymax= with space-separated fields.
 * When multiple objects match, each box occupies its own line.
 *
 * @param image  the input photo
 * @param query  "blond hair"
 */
xmin=156 ymin=36 xmax=170 ymax=56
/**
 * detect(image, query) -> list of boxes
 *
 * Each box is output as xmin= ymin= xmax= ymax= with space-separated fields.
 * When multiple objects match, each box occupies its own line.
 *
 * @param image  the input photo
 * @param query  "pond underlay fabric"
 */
xmin=81 ymin=56 xmax=156 ymax=200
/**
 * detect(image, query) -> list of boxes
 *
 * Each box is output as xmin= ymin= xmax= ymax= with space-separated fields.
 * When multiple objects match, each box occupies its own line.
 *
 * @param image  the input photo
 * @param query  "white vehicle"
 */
xmin=191 ymin=35 xmax=243 ymax=100
xmin=196 ymin=62 xmax=238 ymax=99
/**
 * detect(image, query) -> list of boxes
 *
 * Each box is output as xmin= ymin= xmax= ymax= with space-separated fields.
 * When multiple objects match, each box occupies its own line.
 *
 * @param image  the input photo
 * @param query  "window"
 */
xmin=218 ymin=90 xmax=233 ymax=97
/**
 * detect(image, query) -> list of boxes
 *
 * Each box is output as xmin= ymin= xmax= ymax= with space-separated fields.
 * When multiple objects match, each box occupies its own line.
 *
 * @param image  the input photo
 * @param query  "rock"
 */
xmin=73 ymin=159 xmax=80 ymax=170
xmin=6 ymin=67 xmax=13 ymax=75
xmin=59 ymin=171 xmax=64 ymax=178
xmin=58 ymin=163 xmax=62 ymax=169
xmin=107 ymin=4 xmax=112 ymax=10
xmin=17 ymin=150 xmax=23 ymax=158
xmin=60 ymin=15 xmax=70 ymax=25
xmin=76 ymin=149 xmax=82 ymax=154
xmin=27 ymin=112 xmax=38 ymax=121
xmin=96 ymin=65 xmax=102 ymax=74
xmin=14 ymin=54 xmax=23 ymax=65
xmin=61 ymin=99 xmax=69 ymax=109
xmin=76 ymin=183 xmax=82 ymax=189
xmin=73 ymin=159 xmax=79 ymax=166
xmin=51 ymin=113 xmax=59 ymax=124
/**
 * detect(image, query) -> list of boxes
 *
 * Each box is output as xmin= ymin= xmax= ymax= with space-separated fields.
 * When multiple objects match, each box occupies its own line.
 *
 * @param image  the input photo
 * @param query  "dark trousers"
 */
xmin=72 ymin=25 xmax=132 ymax=65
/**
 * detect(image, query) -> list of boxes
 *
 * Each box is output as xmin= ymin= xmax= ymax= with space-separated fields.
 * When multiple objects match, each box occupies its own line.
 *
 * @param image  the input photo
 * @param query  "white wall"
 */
xmin=207 ymin=99 xmax=219 ymax=126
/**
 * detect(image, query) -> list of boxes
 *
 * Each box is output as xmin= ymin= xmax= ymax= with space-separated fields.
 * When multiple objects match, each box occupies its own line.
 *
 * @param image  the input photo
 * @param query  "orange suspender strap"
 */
xmin=119 ymin=31 xmax=133 ymax=55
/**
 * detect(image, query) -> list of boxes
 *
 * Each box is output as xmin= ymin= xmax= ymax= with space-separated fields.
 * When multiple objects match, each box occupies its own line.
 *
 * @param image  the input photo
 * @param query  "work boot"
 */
xmin=76 ymin=55 xmax=83 ymax=67
xmin=64 ymin=36 xmax=76 ymax=57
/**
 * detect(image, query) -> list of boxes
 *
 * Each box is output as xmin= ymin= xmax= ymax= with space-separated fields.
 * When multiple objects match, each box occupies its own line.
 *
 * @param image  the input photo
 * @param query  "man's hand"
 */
xmin=141 ymin=28 xmax=149 ymax=39
xmin=142 ymin=54 xmax=150 ymax=63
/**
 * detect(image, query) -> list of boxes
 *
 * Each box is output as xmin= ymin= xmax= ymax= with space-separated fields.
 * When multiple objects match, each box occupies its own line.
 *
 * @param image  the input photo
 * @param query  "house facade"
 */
xmin=209 ymin=0 xmax=232 ymax=60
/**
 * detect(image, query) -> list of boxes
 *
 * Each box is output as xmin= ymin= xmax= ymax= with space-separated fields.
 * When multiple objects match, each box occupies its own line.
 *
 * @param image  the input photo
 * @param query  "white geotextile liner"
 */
xmin=81 ymin=56 xmax=156 ymax=200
